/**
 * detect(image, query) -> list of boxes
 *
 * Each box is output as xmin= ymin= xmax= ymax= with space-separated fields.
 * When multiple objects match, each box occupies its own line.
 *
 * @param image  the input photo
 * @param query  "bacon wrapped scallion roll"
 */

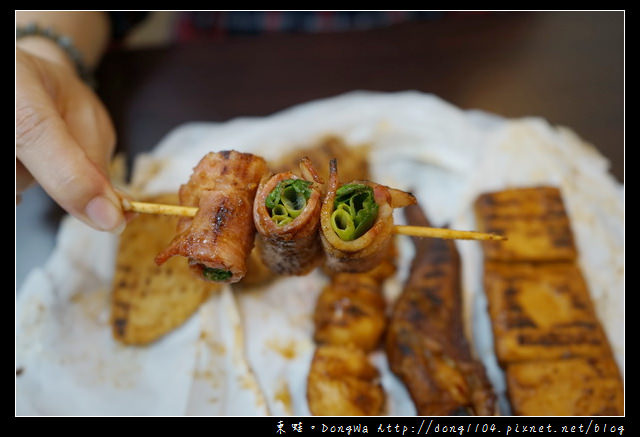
xmin=253 ymin=157 xmax=324 ymax=275
xmin=320 ymin=159 xmax=416 ymax=274
xmin=155 ymin=150 xmax=268 ymax=283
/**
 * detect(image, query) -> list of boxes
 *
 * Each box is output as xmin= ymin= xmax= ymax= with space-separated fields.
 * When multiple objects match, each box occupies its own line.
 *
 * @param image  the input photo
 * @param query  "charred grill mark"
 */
xmin=113 ymin=300 xmax=131 ymax=310
xmin=398 ymin=341 xmax=415 ymax=357
xmin=506 ymin=302 xmax=524 ymax=314
xmin=425 ymin=287 xmax=444 ymax=306
xmin=475 ymin=194 xmax=498 ymax=208
xmin=507 ymin=317 xmax=537 ymax=329
xmin=338 ymin=300 xmax=368 ymax=317
xmin=504 ymin=286 xmax=518 ymax=296
xmin=556 ymin=321 xmax=598 ymax=329
xmin=210 ymin=198 xmax=232 ymax=243
xmin=517 ymin=332 xmax=604 ymax=347
xmin=116 ymin=264 xmax=132 ymax=273
xmin=114 ymin=318 xmax=127 ymax=337
xmin=405 ymin=305 xmax=426 ymax=324
xmin=421 ymin=269 xmax=446 ymax=279
xmin=482 ymin=213 xmax=569 ymax=221
xmin=552 ymin=236 xmax=574 ymax=247
xmin=571 ymin=299 xmax=588 ymax=310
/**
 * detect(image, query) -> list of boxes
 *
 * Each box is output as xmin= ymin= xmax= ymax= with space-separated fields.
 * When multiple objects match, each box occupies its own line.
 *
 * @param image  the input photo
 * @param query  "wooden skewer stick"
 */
xmin=122 ymin=200 xmax=199 ymax=217
xmin=122 ymin=200 xmax=507 ymax=241
xmin=394 ymin=225 xmax=506 ymax=241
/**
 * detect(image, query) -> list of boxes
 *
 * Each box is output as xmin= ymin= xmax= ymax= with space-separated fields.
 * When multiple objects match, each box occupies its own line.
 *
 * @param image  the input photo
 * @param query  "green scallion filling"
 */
xmin=330 ymin=184 xmax=379 ymax=241
xmin=265 ymin=179 xmax=313 ymax=225
xmin=202 ymin=267 xmax=232 ymax=282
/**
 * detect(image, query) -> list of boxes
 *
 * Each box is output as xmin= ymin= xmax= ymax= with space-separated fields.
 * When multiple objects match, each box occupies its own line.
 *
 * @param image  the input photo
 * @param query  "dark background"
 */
xmin=97 ymin=11 xmax=624 ymax=182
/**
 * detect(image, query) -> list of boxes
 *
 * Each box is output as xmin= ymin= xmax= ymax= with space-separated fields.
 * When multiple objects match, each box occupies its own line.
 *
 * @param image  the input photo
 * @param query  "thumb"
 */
xmin=16 ymin=72 xmax=125 ymax=232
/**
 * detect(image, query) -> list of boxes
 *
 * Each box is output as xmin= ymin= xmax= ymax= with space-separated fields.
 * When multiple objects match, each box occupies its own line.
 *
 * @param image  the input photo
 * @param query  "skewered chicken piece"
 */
xmin=306 ymin=344 xmax=385 ymax=416
xmin=307 ymin=239 xmax=397 ymax=416
xmin=385 ymin=203 xmax=496 ymax=416
xmin=155 ymin=150 xmax=268 ymax=283
xmin=313 ymin=273 xmax=387 ymax=353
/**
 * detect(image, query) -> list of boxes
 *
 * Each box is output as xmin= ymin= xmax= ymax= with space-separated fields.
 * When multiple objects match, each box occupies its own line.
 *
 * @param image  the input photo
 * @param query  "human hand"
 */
xmin=16 ymin=45 xmax=125 ymax=233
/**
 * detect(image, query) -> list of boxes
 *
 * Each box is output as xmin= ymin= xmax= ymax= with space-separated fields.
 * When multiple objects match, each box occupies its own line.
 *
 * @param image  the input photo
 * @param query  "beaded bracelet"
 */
xmin=16 ymin=22 xmax=96 ymax=89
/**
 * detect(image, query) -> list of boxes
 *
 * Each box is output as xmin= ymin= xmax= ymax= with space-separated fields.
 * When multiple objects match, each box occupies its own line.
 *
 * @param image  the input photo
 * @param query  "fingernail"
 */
xmin=85 ymin=195 xmax=125 ymax=233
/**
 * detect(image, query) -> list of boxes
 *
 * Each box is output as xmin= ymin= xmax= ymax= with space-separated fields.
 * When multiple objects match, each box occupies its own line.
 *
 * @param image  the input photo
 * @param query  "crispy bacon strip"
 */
xmin=253 ymin=158 xmax=323 ymax=275
xmin=320 ymin=159 xmax=415 ymax=274
xmin=155 ymin=151 xmax=267 ymax=283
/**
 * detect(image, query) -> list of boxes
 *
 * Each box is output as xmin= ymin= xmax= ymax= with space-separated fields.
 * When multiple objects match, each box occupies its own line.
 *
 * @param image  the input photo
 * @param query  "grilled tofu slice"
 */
xmin=385 ymin=204 xmax=496 ymax=416
xmin=484 ymin=261 xmax=611 ymax=364
xmin=506 ymin=357 xmax=624 ymax=416
xmin=111 ymin=194 xmax=219 ymax=345
xmin=474 ymin=186 xmax=577 ymax=262
xmin=306 ymin=344 xmax=385 ymax=416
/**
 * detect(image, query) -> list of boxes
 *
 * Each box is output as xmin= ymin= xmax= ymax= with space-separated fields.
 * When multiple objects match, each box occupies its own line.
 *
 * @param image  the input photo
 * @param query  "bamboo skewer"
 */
xmin=123 ymin=200 xmax=199 ymax=217
xmin=394 ymin=225 xmax=505 ymax=241
xmin=122 ymin=200 xmax=507 ymax=241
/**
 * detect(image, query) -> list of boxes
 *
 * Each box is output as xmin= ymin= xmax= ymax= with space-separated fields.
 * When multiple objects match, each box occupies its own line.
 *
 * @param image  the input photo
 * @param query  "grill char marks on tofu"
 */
xmin=484 ymin=261 xmax=612 ymax=364
xmin=474 ymin=186 xmax=577 ymax=262
xmin=474 ymin=186 xmax=623 ymax=416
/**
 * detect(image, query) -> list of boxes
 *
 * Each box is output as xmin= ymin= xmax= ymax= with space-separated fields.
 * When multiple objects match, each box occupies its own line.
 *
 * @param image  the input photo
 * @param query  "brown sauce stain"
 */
xmin=266 ymin=338 xmax=299 ymax=360
xmin=274 ymin=379 xmax=293 ymax=415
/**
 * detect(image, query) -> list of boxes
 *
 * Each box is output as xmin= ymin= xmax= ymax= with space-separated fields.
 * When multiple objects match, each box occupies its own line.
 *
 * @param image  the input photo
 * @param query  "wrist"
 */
xmin=16 ymin=23 xmax=97 ymax=88
xmin=17 ymin=35 xmax=76 ymax=72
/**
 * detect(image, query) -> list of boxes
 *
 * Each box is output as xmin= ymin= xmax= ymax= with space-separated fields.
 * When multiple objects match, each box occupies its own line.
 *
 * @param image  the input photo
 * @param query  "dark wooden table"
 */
xmin=96 ymin=11 xmax=624 ymax=182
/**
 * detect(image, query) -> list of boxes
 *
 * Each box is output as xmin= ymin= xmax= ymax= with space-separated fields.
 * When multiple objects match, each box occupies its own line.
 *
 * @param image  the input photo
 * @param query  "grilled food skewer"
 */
xmin=123 ymin=200 xmax=506 ymax=241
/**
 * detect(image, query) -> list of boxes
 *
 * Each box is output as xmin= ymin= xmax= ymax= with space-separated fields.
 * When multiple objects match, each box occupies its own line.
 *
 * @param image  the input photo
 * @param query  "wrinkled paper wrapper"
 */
xmin=16 ymin=91 xmax=624 ymax=416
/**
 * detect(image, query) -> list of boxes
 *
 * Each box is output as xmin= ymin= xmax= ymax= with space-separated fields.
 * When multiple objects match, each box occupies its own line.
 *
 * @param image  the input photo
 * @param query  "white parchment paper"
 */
xmin=16 ymin=91 xmax=623 ymax=416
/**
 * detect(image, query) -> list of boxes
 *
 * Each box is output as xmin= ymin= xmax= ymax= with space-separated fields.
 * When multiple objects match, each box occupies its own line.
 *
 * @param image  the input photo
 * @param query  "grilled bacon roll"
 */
xmin=253 ymin=158 xmax=324 ymax=275
xmin=385 ymin=203 xmax=496 ymax=416
xmin=155 ymin=151 xmax=268 ymax=284
xmin=320 ymin=159 xmax=415 ymax=274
